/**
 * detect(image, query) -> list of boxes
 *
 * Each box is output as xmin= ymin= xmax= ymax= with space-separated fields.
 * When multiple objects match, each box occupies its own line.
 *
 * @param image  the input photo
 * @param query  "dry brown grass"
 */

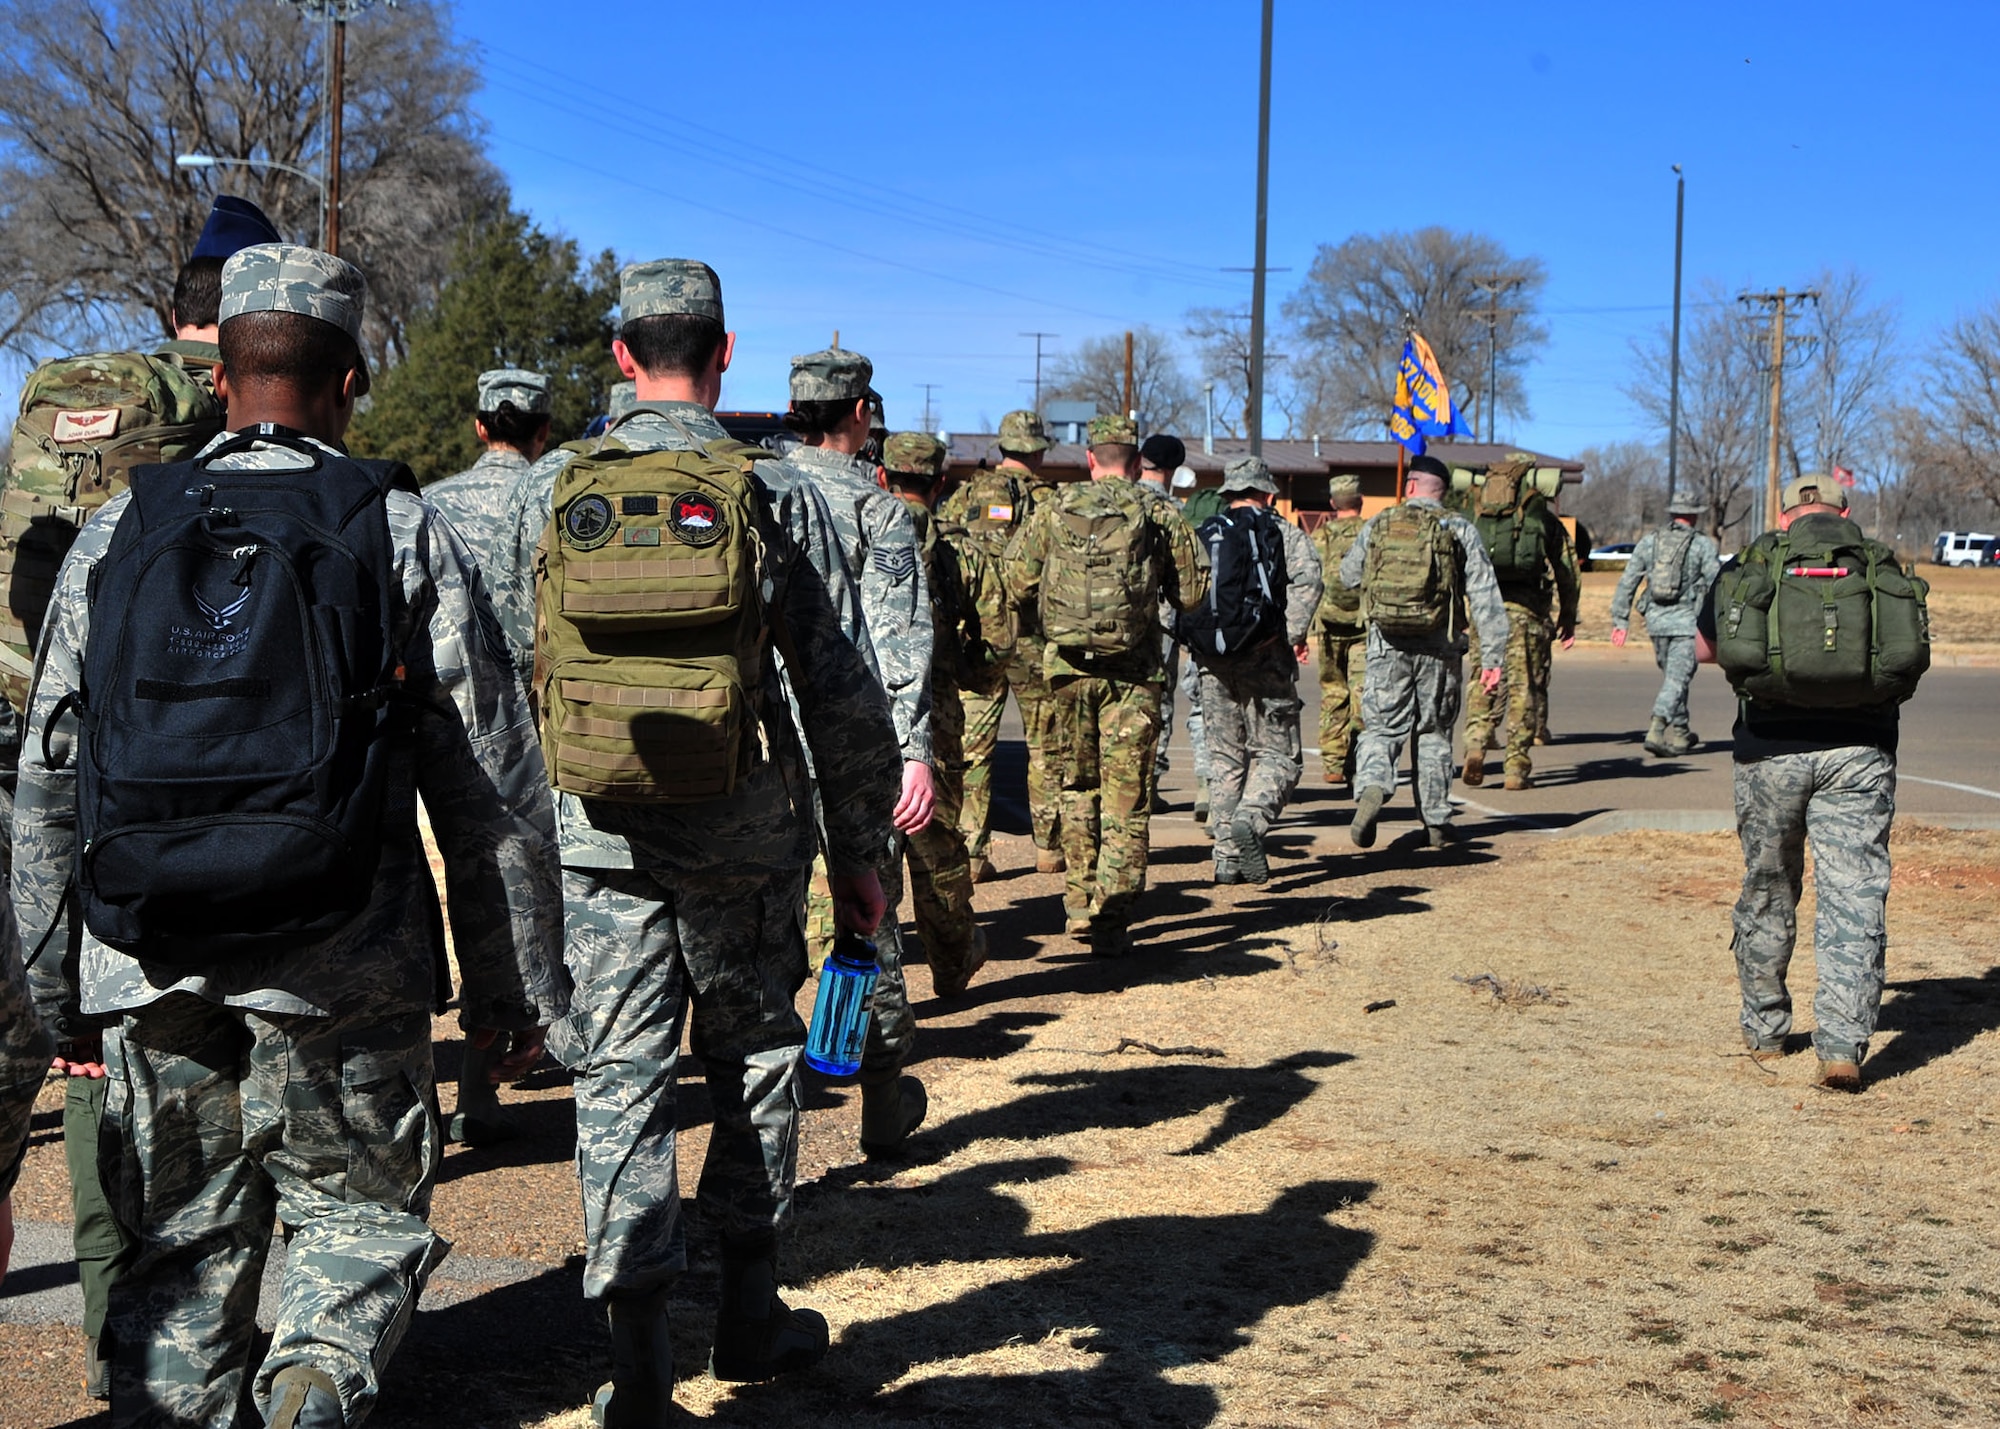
xmin=1573 ymin=564 xmax=2000 ymax=649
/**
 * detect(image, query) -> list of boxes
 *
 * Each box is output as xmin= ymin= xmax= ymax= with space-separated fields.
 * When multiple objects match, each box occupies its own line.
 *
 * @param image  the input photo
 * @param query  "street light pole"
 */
xmin=1666 ymin=165 xmax=1685 ymax=511
xmin=1247 ymin=0 xmax=1274 ymax=457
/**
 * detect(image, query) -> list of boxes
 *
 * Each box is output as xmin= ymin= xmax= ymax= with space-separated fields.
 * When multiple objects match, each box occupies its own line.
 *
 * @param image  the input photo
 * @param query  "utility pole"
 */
xmin=1665 ymin=165 xmax=1686 ymax=510
xmin=287 ymin=1 xmax=394 ymax=256
xmin=1247 ymin=0 xmax=1274 ymax=456
xmin=1739 ymin=287 xmax=1819 ymax=531
xmin=1470 ymin=274 xmax=1524 ymax=441
xmin=917 ymin=383 xmax=942 ymax=435
xmin=1020 ymin=331 xmax=1058 ymax=412
xmin=1123 ymin=330 xmax=1135 ymax=422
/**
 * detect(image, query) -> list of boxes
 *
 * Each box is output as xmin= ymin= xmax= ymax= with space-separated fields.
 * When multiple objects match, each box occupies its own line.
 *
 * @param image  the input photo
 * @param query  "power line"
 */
xmin=916 ymin=383 xmax=943 ymax=435
xmin=1020 ymin=331 xmax=1059 ymax=412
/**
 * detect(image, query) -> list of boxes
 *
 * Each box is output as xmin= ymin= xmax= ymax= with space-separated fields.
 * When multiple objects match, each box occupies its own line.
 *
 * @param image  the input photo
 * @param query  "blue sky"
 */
xmin=109 ymin=1 xmax=2000 ymax=458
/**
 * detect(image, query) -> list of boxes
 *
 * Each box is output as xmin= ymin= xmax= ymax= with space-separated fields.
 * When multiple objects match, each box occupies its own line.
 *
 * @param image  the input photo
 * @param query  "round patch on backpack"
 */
xmin=669 ymin=491 xmax=727 ymax=547
xmin=562 ymin=493 xmax=616 ymax=550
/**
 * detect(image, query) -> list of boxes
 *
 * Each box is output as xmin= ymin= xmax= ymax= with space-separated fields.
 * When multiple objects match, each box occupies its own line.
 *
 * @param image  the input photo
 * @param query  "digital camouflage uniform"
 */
xmin=1339 ymin=494 xmax=1510 ymax=832
xmin=491 ymin=317 xmax=901 ymax=1307
xmin=427 ymin=451 xmax=530 ymax=571
xmin=1612 ymin=518 xmax=1722 ymax=732
xmin=1462 ymin=486 xmax=1579 ymax=783
xmin=1003 ymin=420 xmax=1208 ymax=945
xmin=1719 ymin=505 xmax=1901 ymax=1070
xmin=941 ymin=414 xmax=1063 ymax=864
xmin=1190 ymin=462 xmax=1323 ymax=878
xmin=14 ymin=268 xmax=568 ymax=1429
xmin=0 ymin=880 xmax=52 ymax=1211
xmin=1310 ymin=481 xmax=1368 ymax=782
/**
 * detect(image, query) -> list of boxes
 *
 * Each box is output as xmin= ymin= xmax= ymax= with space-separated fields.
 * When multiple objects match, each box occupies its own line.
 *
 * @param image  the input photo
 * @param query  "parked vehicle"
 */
xmin=1933 ymin=531 xmax=1998 ymax=567
xmin=1588 ymin=541 xmax=1636 ymax=565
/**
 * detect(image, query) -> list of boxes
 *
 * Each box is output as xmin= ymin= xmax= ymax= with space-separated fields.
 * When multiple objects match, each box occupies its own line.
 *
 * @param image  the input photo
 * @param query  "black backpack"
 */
xmin=62 ymin=429 xmax=415 ymax=964
xmin=1176 ymin=505 xmax=1287 ymax=658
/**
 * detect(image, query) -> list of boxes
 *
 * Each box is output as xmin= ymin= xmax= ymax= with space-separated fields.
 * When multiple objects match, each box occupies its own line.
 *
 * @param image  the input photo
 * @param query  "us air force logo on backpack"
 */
xmin=563 ymin=492 xmax=616 ymax=550
xmin=669 ymin=491 xmax=727 ymax=547
xmin=171 ymin=566 xmax=254 ymax=660
xmin=193 ymin=584 xmax=250 ymax=631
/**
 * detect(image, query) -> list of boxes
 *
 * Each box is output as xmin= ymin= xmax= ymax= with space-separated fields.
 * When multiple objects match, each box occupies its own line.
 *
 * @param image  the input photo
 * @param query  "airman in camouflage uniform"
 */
xmin=1460 ymin=455 xmax=1580 ymax=791
xmin=12 ymin=244 xmax=568 ymax=1429
xmin=425 ymin=368 xmax=553 ymax=579
xmin=881 ymin=431 xmax=988 ymax=997
xmin=1338 ymin=455 xmax=1509 ymax=848
xmin=778 ymin=347 xmax=933 ymax=1153
xmin=1190 ymin=457 xmax=1322 ymax=884
xmin=1714 ymin=478 xmax=1901 ymax=1093
xmin=942 ymin=410 xmax=1064 ymax=878
xmin=1613 ymin=498 xmax=1722 ymax=755
xmin=1310 ymin=474 xmax=1368 ymax=790
xmin=490 ymin=260 xmax=902 ymax=1414
xmin=1003 ymin=414 xmax=1208 ymax=955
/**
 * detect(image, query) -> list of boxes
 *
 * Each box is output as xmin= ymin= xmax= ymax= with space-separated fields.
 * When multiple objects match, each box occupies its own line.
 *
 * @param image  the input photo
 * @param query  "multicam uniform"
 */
xmin=491 ymin=400 xmax=901 ymax=1302
xmin=15 ymin=430 xmax=567 ymax=1428
xmin=1612 ymin=520 xmax=1722 ymax=735
xmin=1310 ymin=509 xmax=1368 ymax=781
xmin=1003 ymin=470 xmax=1207 ymax=944
xmin=1339 ymin=495 xmax=1510 ymax=832
xmin=1462 ymin=499 xmax=1579 ymax=783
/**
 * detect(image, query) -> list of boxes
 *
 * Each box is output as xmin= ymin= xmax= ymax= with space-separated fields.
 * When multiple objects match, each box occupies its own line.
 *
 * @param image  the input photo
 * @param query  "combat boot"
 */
xmin=859 ymin=1074 xmax=928 ymax=1155
xmin=264 ymin=1365 xmax=345 ymax=1429
xmin=930 ymin=927 xmax=988 ymax=999
xmin=592 ymin=1290 xmax=675 ymax=1429
xmin=1503 ymin=763 xmax=1534 ymax=792
xmin=1642 ymin=717 xmax=1672 ymax=757
xmin=1232 ymin=817 xmax=1269 ymax=885
xmin=967 ymin=856 xmax=993 ymax=885
xmin=1350 ymin=786 xmax=1387 ymax=849
xmin=1212 ymin=858 xmax=1242 ymax=886
xmin=1813 ymin=1058 xmax=1862 ymax=1093
xmin=710 ymin=1242 xmax=829 ymax=1383
xmin=1663 ymin=725 xmax=1700 ymax=756
xmin=1426 ymin=823 xmax=1460 ymax=850
xmin=1087 ymin=920 xmax=1133 ymax=958
xmin=1193 ymin=780 xmax=1210 ymax=823
xmin=1036 ymin=847 xmax=1066 ymax=875
xmin=1461 ymin=746 xmax=1486 ymax=787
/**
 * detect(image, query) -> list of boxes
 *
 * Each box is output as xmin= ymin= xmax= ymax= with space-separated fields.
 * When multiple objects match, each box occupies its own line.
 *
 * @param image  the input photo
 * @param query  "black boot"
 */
xmin=593 ymin=1290 xmax=675 ymax=1428
xmin=710 ymin=1239 xmax=829 ymax=1383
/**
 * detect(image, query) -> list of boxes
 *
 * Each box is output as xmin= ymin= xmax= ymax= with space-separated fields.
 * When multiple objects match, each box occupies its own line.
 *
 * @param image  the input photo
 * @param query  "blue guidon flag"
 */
xmin=1389 ymin=332 xmax=1474 ymax=456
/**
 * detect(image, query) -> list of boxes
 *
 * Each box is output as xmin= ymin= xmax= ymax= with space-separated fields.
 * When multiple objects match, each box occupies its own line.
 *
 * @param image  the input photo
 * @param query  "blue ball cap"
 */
xmin=191 ymin=195 xmax=284 ymax=262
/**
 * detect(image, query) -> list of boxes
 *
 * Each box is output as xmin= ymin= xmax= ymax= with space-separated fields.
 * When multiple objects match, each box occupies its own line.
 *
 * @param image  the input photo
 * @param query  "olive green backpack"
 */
xmin=1470 ymin=462 xmax=1549 ymax=585
xmin=2 ymin=350 xmax=223 ymax=711
xmin=1715 ymin=527 xmax=1930 ymax=709
xmin=1361 ymin=502 xmax=1459 ymax=637
xmin=534 ymin=431 xmax=775 ymax=803
xmin=1313 ymin=514 xmax=1366 ymax=633
xmin=1037 ymin=479 xmax=1158 ymax=655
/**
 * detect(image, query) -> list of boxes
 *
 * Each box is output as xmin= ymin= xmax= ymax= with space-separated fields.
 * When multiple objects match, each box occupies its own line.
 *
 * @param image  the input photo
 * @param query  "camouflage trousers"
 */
xmin=1464 ymin=602 xmax=1552 ymax=775
xmin=1181 ymin=653 xmax=1213 ymax=788
xmin=1198 ymin=648 xmax=1304 ymax=866
xmin=100 ymin=994 xmax=442 ymax=1429
xmin=1731 ymin=747 xmax=1897 ymax=1061
xmin=1651 ymin=634 xmax=1700 ymax=727
xmin=552 ymin=867 xmax=810 ymax=1300
xmin=960 ymin=648 xmax=1061 ymax=857
xmin=1050 ymin=673 xmax=1161 ymax=927
xmin=1354 ymin=628 xmax=1464 ymax=830
xmin=904 ymin=681 xmax=982 ymax=994
xmin=1155 ymin=633 xmax=1180 ymax=781
xmin=1315 ymin=627 xmax=1367 ymax=776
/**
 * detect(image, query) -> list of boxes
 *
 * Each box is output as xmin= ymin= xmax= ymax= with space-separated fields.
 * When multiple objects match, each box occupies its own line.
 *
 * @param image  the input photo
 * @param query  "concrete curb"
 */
xmin=1556 ymin=810 xmax=2000 ymax=838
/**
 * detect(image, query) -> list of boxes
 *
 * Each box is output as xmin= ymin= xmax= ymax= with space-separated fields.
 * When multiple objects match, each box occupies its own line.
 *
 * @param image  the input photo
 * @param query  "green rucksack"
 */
xmin=1313 ymin=514 xmax=1366 ymax=632
xmin=1362 ymin=502 xmax=1459 ymax=637
xmin=1470 ymin=463 xmax=1549 ymax=585
xmin=1 ymin=349 xmax=224 ymax=711
xmin=1180 ymin=483 xmax=1228 ymax=530
xmin=1037 ymin=479 xmax=1158 ymax=655
xmin=534 ymin=434 xmax=774 ymax=803
xmin=1714 ymin=526 xmax=1931 ymax=709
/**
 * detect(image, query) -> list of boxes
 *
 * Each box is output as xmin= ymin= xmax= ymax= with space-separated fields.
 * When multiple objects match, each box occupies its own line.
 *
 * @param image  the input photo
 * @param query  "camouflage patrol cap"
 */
xmin=789 ymin=347 xmax=879 ymax=404
xmin=608 ymin=380 xmax=638 ymax=421
xmin=997 ymin=409 xmax=1051 ymax=454
xmin=620 ymin=258 xmax=724 ymax=323
xmin=1329 ymin=472 xmax=1363 ymax=504
xmin=219 ymin=243 xmax=370 ymax=393
xmin=1088 ymin=413 xmax=1139 ymax=448
xmin=1780 ymin=472 xmax=1849 ymax=512
xmin=1222 ymin=454 xmax=1278 ymax=495
xmin=477 ymin=367 xmax=550 ymax=415
xmin=883 ymin=431 xmax=948 ymax=478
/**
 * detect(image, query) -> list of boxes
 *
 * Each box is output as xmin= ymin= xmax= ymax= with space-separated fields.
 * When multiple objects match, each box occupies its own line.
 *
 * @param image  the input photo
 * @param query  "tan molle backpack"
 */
xmin=534 ymin=433 xmax=774 ymax=802
xmin=2 ymin=350 xmax=223 ymax=710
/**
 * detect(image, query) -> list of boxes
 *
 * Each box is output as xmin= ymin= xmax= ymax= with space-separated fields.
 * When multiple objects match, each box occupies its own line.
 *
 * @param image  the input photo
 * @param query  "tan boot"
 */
xmin=1036 ymin=847 xmax=1066 ymax=874
xmin=1814 ymin=1058 xmax=1862 ymax=1093
xmin=967 ymin=856 xmax=993 ymax=884
xmin=1503 ymin=764 xmax=1533 ymax=791
xmin=1461 ymin=746 xmax=1486 ymax=788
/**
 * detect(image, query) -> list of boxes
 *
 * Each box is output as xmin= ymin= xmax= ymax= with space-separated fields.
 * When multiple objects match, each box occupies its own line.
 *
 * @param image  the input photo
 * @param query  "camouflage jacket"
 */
xmin=1611 ymin=523 xmax=1721 ymax=638
xmin=1275 ymin=515 xmax=1325 ymax=648
xmin=492 ymin=403 xmax=903 ymax=878
xmin=426 ymin=447 xmax=532 ymax=583
xmin=0 ymin=901 xmax=51 ymax=1199
xmin=12 ymin=432 xmax=568 ymax=1032
xmin=1339 ymin=495 xmax=1511 ymax=665
xmin=1002 ymin=476 xmax=1210 ymax=683
xmin=775 ymin=443 xmax=933 ymax=765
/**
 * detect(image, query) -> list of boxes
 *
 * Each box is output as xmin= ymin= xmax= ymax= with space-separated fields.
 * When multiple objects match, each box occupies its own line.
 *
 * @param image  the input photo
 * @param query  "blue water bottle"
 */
xmin=804 ymin=932 xmax=879 ymax=1077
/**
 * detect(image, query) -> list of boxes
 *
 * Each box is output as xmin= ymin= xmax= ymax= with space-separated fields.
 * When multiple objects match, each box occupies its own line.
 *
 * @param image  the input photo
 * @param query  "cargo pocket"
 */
xmin=339 ymin=1015 xmax=437 ymax=1213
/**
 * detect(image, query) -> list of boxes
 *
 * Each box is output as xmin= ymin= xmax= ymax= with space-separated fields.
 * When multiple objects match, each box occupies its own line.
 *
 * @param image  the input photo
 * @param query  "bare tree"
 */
xmin=1628 ymin=281 xmax=1765 ymax=542
xmin=1183 ymin=305 xmax=1296 ymax=439
xmin=0 ymin=0 xmax=500 ymax=366
xmin=1911 ymin=298 xmax=2000 ymax=513
xmin=1565 ymin=440 xmax=1667 ymax=546
xmin=1043 ymin=325 xmax=1200 ymax=437
xmin=1784 ymin=268 xmax=1901 ymax=481
xmin=1281 ymin=227 xmax=1547 ymax=441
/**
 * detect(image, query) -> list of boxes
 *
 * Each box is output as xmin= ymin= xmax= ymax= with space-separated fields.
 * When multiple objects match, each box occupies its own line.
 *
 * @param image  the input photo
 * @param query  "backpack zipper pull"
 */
xmin=228 ymin=543 xmax=260 ymax=587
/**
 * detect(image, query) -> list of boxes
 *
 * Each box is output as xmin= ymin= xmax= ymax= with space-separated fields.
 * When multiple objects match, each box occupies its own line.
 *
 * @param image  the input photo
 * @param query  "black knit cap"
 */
xmin=1407 ymin=454 xmax=1451 ymax=481
xmin=1138 ymin=433 xmax=1185 ymax=472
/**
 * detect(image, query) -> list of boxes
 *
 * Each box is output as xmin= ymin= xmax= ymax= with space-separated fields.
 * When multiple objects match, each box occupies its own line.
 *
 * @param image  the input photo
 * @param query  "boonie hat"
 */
xmin=1222 ymin=455 xmax=1278 ymax=495
xmin=1088 ymin=413 xmax=1139 ymax=448
xmin=998 ymin=409 xmax=1050 ymax=454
